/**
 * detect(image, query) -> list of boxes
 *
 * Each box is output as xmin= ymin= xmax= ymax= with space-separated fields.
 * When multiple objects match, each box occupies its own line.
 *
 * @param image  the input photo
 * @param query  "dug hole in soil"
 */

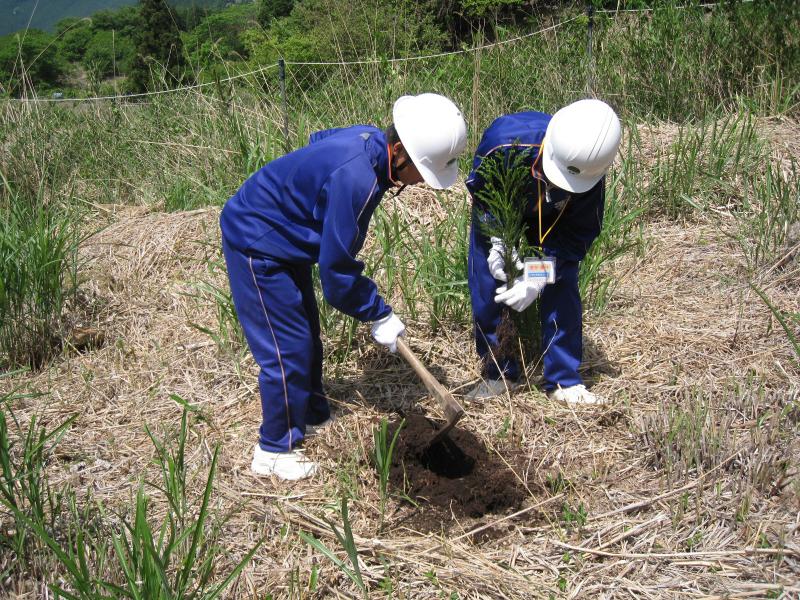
xmin=387 ymin=414 xmax=526 ymax=528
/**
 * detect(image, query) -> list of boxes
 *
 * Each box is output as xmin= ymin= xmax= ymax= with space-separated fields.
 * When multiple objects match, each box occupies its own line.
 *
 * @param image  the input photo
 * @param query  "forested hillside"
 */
xmin=0 ymin=0 xmax=230 ymax=36
xmin=0 ymin=0 xmax=614 ymax=96
xmin=3 ymin=0 xmax=797 ymax=102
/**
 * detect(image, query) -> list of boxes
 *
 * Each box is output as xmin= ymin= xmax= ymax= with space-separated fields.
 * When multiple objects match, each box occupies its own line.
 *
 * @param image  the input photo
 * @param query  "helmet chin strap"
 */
xmin=390 ymin=183 xmax=408 ymax=199
xmin=388 ymin=143 xmax=411 ymax=182
xmin=387 ymin=143 xmax=411 ymax=197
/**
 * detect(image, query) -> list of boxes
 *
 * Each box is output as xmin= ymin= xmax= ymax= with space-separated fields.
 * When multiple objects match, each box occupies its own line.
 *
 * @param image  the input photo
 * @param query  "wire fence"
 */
xmin=4 ymin=13 xmax=580 ymax=103
xmin=2 ymin=9 xmax=589 ymax=155
xmin=3 ymin=0 xmax=756 ymax=105
xmin=2 ymin=0 xmax=792 ymax=156
xmin=0 ymin=0 xmax=794 ymax=246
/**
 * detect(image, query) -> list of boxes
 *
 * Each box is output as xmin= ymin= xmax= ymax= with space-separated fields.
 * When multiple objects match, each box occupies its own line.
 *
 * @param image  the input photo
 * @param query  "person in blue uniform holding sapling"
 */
xmin=464 ymin=99 xmax=621 ymax=405
xmin=220 ymin=93 xmax=468 ymax=480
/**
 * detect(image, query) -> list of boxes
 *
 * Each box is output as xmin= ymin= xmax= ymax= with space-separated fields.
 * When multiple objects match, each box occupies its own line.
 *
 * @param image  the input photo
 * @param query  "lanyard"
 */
xmin=530 ymin=140 xmax=568 ymax=245
xmin=536 ymin=178 xmax=569 ymax=245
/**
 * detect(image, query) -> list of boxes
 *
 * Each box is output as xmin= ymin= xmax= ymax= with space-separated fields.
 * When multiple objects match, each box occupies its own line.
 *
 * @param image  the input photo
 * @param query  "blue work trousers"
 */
xmin=467 ymin=212 xmax=583 ymax=390
xmin=222 ymin=236 xmax=330 ymax=452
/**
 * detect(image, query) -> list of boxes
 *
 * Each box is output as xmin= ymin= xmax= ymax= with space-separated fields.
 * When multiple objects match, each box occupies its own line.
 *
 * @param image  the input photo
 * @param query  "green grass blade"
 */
xmin=202 ymin=539 xmax=263 ymax=600
xmin=110 ymin=533 xmax=143 ymax=600
xmin=3 ymin=503 xmax=92 ymax=594
xmin=177 ymin=445 xmax=219 ymax=594
xmin=750 ymin=282 xmax=800 ymax=364
xmin=339 ymin=498 xmax=365 ymax=593
xmin=299 ymin=531 xmax=355 ymax=579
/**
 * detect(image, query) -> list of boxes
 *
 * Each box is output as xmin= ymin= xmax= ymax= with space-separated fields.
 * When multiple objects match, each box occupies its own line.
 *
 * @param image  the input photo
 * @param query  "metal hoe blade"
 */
xmin=396 ymin=338 xmax=465 ymax=448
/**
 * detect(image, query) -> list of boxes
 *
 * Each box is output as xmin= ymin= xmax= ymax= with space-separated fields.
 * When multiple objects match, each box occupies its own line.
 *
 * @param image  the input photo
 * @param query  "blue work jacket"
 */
xmin=466 ymin=111 xmax=605 ymax=262
xmin=220 ymin=125 xmax=394 ymax=322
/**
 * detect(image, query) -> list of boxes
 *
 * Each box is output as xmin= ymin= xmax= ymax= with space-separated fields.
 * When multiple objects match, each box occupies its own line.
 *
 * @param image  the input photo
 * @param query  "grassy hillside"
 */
xmin=0 ymin=0 xmax=234 ymax=36
xmin=1 ymin=4 xmax=799 ymax=597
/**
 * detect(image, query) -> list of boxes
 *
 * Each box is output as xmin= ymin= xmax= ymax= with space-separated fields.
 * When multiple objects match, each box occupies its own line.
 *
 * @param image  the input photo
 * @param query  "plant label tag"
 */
xmin=524 ymin=258 xmax=556 ymax=284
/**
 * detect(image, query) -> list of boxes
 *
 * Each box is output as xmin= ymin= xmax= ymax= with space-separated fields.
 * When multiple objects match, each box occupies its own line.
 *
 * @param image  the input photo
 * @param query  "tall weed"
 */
xmin=0 ymin=383 xmax=75 ymax=577
xmin=737 ymin=161 xmax=800 ymax=271
xmin=647 ymin=113 xmax=764 ymax=218
xmin=15 ymin=406 xmax=260 ymax=599
xmin=580 ymin=130 xmax=646 ymax=313
xmin=0 ymin=175 xmax=81 ymax=369
xmin=372 ymin=417 xmax=404 ymax=529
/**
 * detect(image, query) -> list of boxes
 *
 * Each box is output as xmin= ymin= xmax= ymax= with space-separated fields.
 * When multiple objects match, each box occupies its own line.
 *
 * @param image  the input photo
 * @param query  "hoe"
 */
xmin=396 ymin=337 xmax=465 ymax=447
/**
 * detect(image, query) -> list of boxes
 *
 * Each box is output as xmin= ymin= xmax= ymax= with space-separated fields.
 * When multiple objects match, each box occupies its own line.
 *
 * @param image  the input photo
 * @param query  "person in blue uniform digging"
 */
xmin=220 ymin=93 xmax=468 ymax=480
xmin=464 ymin=99 xmax=621 ymax=405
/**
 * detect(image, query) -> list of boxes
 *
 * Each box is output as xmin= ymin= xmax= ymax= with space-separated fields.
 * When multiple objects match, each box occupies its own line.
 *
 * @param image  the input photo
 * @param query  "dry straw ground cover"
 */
xmin=2 ymin=120 xmax=800 ymax=599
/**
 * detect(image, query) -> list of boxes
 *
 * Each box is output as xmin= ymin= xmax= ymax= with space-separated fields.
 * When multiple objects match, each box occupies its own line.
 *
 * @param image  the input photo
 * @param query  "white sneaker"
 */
xmin=463 ymin=379 xmax=519 ymax=401
xmin=306 ymin=415 xmax=335 ymax=437
xmin=251 ymin=445 xmax=317 ymax=480
xmin=548 ymin=384 xmax=606 ymax=406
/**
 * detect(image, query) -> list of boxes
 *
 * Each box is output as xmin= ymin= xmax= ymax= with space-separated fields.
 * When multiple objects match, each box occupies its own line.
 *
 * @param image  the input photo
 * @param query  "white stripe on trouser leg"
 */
xmin=249 ymin=257 xmax=292 ymax=451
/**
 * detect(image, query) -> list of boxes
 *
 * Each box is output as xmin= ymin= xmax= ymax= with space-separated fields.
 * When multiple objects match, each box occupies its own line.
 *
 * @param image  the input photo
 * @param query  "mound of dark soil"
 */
xmin=388 ymin=414 xmax=526 ymax=524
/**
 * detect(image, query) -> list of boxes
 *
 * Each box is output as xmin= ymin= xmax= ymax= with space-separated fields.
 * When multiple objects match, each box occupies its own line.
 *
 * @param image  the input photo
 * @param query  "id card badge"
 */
xmin=524 ymin=257 xmax=556 ymax=284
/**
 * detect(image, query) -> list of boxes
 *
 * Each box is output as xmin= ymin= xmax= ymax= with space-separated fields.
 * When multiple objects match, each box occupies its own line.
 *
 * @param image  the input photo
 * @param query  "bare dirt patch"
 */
xmin=388 ymin=414 xmax=526 ymax=527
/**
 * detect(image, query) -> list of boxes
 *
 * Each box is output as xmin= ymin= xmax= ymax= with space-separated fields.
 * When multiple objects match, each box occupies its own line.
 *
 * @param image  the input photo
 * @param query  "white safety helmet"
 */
xmin=392 ymin=93 xmax=468 ymax=189
xmin=542 ymin=99 xmax=622 ymax=194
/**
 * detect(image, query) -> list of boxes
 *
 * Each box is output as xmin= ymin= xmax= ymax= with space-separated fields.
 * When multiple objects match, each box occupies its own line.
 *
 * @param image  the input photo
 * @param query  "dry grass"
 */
xmin=2 ymin=123 xmax=799 ymax=599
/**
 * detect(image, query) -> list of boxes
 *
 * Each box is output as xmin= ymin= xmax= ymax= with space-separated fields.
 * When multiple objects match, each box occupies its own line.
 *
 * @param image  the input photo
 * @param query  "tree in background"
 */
xmin=54 ymin=9 xmax=139 ymax=92
xmin=128 ymin=0 xmax=186 ymax=93
xmin=177 ymin=5 xmax=213 ymax=31
xmin=84 ymin=30 xmax=136 ymax=90
xmin=184 ymin=4 xmax=256 ymax=71
xmin=435 ymin=0 xmax=531 ymax=46
xmin=0 ymin=30 xmax=67 ymax=96
xmin=247 ymin=0 xmax=445 ymax=65
xmin=56 ymin=17 xmax=94 ymax=63
xmin=257 ymin=0 xmax=295 ymax=28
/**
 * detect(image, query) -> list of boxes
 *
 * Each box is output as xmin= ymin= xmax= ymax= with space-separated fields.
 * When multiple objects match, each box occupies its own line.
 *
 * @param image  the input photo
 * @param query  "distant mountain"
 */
xmin=0 ymin=1 xmax=237 ymax=36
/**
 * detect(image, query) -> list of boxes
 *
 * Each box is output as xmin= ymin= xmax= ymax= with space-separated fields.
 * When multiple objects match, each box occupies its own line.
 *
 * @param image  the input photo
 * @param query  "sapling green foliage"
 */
xmin=474 ymin=146 xmax=537 ymax=285
xmin=473 ymin=145 xmax=541 ymax=356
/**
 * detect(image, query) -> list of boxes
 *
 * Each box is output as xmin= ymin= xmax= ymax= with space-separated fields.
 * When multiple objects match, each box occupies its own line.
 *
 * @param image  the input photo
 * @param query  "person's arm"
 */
xmin=318 ymin=159 xmax=391 ymax=322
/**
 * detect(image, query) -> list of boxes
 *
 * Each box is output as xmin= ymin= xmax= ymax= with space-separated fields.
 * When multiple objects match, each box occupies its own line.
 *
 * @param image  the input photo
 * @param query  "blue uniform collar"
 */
xmin=363 ymin=129 xmax=394 ymax=192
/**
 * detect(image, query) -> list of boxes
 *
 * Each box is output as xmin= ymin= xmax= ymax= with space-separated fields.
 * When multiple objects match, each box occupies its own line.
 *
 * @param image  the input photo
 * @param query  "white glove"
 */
xmin=494 ymin=277 xmax=547 ymax=312
xmin=370 ymin=312 xmax=405 ymax=352
xmin=487 ymin=237 xmax=523 ymax=282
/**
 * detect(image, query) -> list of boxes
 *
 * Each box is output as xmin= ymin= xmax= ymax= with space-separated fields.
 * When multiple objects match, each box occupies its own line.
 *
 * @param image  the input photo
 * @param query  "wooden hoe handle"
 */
xmin=396 ymin=337 xmax=464 ymax=423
